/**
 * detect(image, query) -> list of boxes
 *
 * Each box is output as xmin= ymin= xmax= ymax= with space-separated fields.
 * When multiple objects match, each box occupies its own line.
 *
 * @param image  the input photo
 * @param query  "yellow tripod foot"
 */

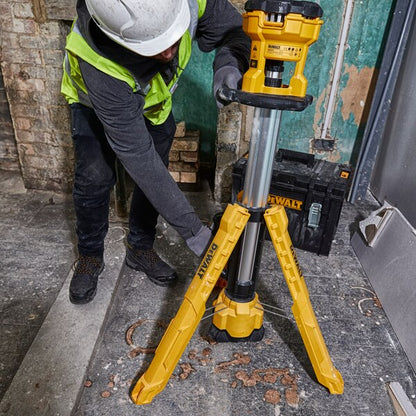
xmin=130 ymin=203 xmax=250 ymax=405
xmin=264 ymin=205 xmax=344 ymax=394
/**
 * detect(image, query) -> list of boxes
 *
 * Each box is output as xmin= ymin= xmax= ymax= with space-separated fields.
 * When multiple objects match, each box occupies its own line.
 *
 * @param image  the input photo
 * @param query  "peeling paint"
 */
xmin=313 ymin=88 xmax=327 ymax=138
xmin=310 ymin=140 xmax=342 ymax=163
xmin=340 ymin=65 xmax=375 ymax=124
xmin=325 ymin=149 xmax=342 ymax=163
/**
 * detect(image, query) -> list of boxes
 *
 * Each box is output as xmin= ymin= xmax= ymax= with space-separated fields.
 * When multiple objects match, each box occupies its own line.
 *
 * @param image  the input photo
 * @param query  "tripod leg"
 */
xmin=264 ymin=205 xmax=344 ymax=394
xmin=130 ymin=203 xmax=250 ymax=404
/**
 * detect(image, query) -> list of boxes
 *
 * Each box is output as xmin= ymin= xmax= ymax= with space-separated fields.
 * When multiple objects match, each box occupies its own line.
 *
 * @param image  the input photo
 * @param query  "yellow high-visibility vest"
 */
xmin=61 ymin=0 xmax=206 ymax=125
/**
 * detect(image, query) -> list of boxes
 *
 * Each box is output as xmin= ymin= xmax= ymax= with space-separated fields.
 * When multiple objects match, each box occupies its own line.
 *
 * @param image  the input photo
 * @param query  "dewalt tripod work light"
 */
xmin=131 ymin=1 xmax=344 ymax=404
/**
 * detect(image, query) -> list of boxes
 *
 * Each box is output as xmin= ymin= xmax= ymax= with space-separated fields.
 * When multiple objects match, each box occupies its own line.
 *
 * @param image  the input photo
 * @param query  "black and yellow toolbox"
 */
xmin=232 ymin=149 xmax=351 ymax=255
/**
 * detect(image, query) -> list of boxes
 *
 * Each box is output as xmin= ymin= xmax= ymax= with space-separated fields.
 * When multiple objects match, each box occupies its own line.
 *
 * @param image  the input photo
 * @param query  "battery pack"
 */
xmin=232 ymin=149 xmax=351 ymax=255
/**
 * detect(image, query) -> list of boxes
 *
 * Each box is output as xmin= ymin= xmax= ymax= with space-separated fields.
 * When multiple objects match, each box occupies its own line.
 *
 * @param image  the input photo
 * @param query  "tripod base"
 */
xmin=209 ymin=289 xmax=264 ymax=342
xmin=209 ymin=325 xmax=265 ymax=342
xmin=130 ymin=203 xmax=343 ymax=405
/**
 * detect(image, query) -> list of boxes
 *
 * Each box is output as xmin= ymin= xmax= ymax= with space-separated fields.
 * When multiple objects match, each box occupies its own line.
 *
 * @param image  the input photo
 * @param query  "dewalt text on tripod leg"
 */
xmin=264 ymin=205 xmax=343 ymax=394
xmin=131 ymin=204 xmax=250 ymax=404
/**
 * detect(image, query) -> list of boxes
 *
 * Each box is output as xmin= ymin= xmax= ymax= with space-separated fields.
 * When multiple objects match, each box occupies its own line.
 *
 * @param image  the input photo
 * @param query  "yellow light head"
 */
xmin=242 ymin=0 xmax=323 ymax=98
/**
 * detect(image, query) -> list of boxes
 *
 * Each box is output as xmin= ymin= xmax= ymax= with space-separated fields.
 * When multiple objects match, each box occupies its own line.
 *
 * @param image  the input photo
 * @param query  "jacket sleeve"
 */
xmin=77 ymin=58 xmax=203 ymax=240
xmin=195 ymin=0 xmax=251 ymax=74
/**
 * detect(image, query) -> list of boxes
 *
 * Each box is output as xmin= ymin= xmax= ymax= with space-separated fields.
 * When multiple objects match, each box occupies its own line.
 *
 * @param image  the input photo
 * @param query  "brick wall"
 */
xmin=0 ymin=1 xmax=74 ymax=191
xmin=169 ymin=122 xmax=200 ymax=186
xmin=0 ymin=0 xmax=244 ymax=200
xmin=214 ymin=104 xmax=253 ymax=203
xmin=0 ymin=68 xmax=19 ymax=171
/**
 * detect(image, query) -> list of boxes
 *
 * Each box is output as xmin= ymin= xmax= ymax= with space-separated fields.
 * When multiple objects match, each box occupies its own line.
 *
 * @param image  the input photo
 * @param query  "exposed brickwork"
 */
xmin=0 ymin=68 xmax=19 ymax=171
xmin=210 ymin=0 xmax=251 ymax=203
xmin=174 ymin=120 xmax=186 ymax=138
xmin=169 ymin=123 xmax=200 ymax=185
xmin=0 ymin=0 xmax=243 ymax=200
xmin=214 ymin=103 xmax=252 ymax=203
xmin=209 ymin=1 xmax=251 ymax=203
xmin=0 ymin=0 xmax=73 ymax=191
xmin=231 ymin=0 xmax=246 ymax=13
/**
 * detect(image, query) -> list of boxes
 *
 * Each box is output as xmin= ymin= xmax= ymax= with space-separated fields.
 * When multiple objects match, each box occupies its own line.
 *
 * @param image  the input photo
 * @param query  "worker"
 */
xmin=61 ymin=0 xmax=250 ymax=304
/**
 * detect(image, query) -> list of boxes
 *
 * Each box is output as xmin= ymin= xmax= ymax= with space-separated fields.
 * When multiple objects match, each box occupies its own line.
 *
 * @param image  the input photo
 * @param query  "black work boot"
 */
xmin=69 ymin=255 xmax=104 ymax=304
xmin=125 ymin=245 xmax=177 ymax=287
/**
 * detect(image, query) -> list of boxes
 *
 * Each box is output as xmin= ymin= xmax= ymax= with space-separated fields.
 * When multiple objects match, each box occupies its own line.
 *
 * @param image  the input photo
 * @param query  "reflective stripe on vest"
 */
xmin=61 ymin=0 xmax=207 ymax=125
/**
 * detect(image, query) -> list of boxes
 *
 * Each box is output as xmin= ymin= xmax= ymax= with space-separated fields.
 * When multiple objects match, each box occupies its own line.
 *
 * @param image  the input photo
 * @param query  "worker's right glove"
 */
xmin=212 ymin=66 xmax=243 ymax=109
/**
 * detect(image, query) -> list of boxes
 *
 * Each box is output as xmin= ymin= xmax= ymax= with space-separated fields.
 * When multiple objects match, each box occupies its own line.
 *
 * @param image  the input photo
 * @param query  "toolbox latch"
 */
xmin=308 ymin=202 xmax=322 ymax=228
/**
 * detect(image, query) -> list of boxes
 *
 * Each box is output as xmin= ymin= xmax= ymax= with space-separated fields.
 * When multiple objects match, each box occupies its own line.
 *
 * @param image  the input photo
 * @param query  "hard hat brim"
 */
xmin=97 ymin=0 xmax=190 ymax=57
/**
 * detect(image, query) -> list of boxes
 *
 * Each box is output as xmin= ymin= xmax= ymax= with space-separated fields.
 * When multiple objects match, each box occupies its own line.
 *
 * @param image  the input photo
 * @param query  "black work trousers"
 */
xmin=70 ymin=103 xmax=177 ymax=257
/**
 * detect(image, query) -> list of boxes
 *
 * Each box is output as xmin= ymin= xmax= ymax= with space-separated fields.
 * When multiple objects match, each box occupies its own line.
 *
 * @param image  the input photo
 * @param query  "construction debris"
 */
xmin=285 ymin=385 xmax=300 ymax=408
xmin=352 ymin=286 xmax=382 ymax=316
xmin=125 ymin=319 xmax=168 ymax=358
xmin=188 ymin=348 xmax=212 ymax=366
xmin=215 ymin=352 xmax=251 ymax=372
xmin=264 ymin=389 xmax=281 ymax=405
xmin=235 ymin=370 xmax=262 ymax=387
xmin=179 ymin=363 xmax=196 ymax=380
xmin=200 ymin=335 xmax=217 ymax=345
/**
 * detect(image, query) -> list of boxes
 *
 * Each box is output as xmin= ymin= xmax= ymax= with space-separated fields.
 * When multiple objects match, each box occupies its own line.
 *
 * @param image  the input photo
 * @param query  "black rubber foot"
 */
xmin=209 ymin=324 xmax=265 ymax=342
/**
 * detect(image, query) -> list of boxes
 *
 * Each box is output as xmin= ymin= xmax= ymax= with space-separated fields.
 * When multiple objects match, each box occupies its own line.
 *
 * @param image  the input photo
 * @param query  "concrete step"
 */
xmin=0 ymin=232 xmax=126 ymax=416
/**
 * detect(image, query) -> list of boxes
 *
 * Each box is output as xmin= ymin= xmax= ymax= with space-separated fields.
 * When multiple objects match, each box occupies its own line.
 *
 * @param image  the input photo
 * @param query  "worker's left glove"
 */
xmin=186 ymin=225 xmax=213 ymax=257
xmin=212 ymin=66 xmax=243 ymax=109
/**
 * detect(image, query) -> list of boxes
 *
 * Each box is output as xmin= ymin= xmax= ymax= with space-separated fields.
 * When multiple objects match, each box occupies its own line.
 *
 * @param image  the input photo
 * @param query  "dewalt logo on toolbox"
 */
xmin=237 ymin=191 xmax=303 ymax=211
xmin=267 ymin=194 xmax=303 ymax=211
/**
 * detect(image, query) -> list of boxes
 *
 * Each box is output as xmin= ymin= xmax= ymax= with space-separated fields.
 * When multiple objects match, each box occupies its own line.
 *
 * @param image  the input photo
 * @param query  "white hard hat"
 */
xmin=85 ymin=0 xmax=190 ymax=56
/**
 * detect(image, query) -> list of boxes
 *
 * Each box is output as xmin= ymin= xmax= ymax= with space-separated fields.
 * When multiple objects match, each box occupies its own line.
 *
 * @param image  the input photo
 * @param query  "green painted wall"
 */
xmin=330 ymin=0 xmax=394 ymax=164
xmin=172 ymin=45 xmax=218 ymax=165
xmin=278 ymin=0 xmax=345 ymax=155
xmin=173 ymin=0 xmax=394 ymax=166
xmin=279 ymin=0 xmax=394 ymax=164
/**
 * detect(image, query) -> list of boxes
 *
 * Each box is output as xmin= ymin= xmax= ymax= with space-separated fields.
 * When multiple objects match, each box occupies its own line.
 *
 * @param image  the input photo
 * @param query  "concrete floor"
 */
xmin=1 ymin=169 xmax=415 ymax=415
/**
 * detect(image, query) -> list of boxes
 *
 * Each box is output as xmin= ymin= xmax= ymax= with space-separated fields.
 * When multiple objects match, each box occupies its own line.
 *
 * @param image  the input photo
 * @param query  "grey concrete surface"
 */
xmin=0 ymin=170 xmax=76 ymax=401
xmin=0 ymin=233 xmax=125 ymax=415
xmin=1 ymin=169 xmax=416 ymax=416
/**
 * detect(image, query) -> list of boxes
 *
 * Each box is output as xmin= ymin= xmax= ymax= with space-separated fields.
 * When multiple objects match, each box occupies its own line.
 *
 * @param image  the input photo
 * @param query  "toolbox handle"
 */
xmin=275 ymin=149 xmax=315 ymax=168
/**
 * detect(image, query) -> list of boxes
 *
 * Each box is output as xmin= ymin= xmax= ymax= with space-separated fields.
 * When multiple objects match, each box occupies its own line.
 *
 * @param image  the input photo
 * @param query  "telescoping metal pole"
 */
xmin=236 ymin=108 xmax=282 ymax=292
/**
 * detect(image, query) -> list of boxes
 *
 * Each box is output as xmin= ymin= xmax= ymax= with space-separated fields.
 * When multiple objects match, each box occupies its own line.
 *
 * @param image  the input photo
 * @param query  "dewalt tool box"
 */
xmin=232 ymin=149 xmax=351 ymax=255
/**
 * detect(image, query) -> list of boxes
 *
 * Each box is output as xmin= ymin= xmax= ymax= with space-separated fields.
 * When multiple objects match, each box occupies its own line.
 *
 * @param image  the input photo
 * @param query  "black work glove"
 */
xmin=212 ymin=66 xmax=243 ymax=108
xmin=186 ymin=225 xmax=213 ymax=257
